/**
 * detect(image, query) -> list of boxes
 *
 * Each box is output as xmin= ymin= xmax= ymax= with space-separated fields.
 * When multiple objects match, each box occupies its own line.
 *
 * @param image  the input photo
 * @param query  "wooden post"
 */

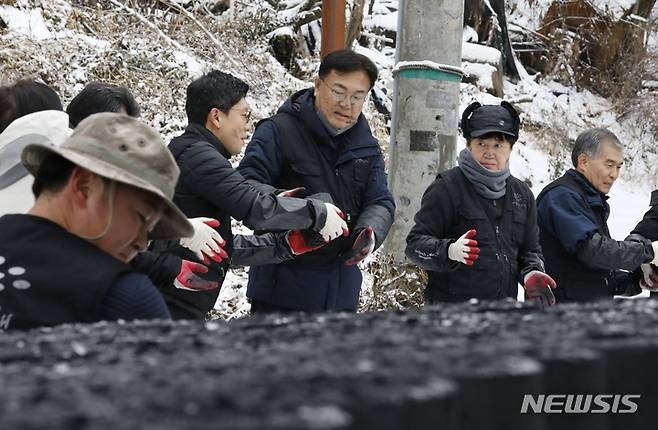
xmin=321 ymin=0 xmax=346 ymax=58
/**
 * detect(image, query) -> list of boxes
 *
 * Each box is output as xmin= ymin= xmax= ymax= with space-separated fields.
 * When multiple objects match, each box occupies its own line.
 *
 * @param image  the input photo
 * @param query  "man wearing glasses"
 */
xmin=239 ymin=49 xmax=395 ymax=314
xmin=151 ymin=70 xmax=348 ymax=319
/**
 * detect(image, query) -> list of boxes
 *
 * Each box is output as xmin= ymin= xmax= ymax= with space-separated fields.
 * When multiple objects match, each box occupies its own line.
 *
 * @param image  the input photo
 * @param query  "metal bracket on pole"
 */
xmin=392 ymin=61 xmax=467 ymax=83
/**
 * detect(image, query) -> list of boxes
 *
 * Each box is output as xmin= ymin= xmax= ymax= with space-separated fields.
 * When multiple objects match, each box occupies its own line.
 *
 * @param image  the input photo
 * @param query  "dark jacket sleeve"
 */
xmin=537 ymin=186 xmax=600 ymax=254
xmin=577 ymin=232 xmax=654 ymax=271
xmin=177 ymin=141 xmax=326 ymax=232
xmin=231 ymin=231 xmax=295 ymax=266
xmin=352 ymin=153 xmax=395 ymax=249
xmin=245 ymin=179 xmax=280 ymax=195
xmin=517 ymin=186 xmax=545 ymax=283
xmin=230 ymin=232 xmax=295 ymax=267
xmin=631 ymin=195 xmax=658 ymax=241
xmin=405 ymin=177 xmax=460 ymax=272
xmin=102 ymin=272 xmax=171 ymax=320
xmin=354 ymin=205 xmax=394 ymax=250
xmin=130 ymin=250 xmax=181 ymax=290
xmin=538 ymin=186 xmax=654 ymax=272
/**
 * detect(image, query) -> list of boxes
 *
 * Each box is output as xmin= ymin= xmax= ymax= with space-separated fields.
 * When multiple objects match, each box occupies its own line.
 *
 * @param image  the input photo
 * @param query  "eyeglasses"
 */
xmin=217 ymin=108 xmax=251 ymax=122
xmin=225 ymin=107 xmax=252 ymax=123
xmin=320 ymin=79 xmax=368 ymax=106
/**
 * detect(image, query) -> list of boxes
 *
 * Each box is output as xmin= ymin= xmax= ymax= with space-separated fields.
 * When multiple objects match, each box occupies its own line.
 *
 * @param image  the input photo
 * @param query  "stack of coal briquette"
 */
xmin=1 ymin=299 xmax=658 ymax=429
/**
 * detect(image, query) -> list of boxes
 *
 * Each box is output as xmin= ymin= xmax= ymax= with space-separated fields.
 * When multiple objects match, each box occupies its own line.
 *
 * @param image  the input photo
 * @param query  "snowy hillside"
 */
xmin=1 ymin=0 xmax=657 ymax=315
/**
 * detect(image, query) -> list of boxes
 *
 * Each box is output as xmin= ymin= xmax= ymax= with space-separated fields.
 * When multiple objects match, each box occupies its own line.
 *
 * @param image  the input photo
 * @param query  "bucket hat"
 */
xmin=22 ymin=112 xmax=192 ymax=239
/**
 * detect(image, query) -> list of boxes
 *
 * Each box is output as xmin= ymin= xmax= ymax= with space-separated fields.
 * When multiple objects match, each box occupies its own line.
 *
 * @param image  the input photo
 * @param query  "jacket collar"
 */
xmin=566 ymin=169 xmax=609 ymax=208
xmin=185 ymin=122 xmax=230 ymax=158
xmin=278 ymin=88 xmax=379 ymax=152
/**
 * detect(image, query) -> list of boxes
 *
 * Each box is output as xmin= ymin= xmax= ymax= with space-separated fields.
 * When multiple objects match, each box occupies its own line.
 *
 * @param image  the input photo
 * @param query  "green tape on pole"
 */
xmin=398 ymin=69 xmax=462 ymax=82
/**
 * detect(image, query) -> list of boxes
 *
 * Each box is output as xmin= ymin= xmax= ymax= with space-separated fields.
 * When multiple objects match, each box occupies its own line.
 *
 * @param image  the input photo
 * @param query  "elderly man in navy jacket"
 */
xmin=537 ymin=128 xmax=658 ymax=302
xmin=238 ymin=49 xmax=395 ymax=313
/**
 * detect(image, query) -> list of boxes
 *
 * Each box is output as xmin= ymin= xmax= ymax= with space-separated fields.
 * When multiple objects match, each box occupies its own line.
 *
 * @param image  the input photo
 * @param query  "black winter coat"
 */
xmin=0 ymin=214 xmax=130 ymax=330
xmin=152 ymin=124 xmax=328 ymax=319
xmin=629 ymin=190 xmax=658 ymax=296
xmin=632 ymin=190 xmax=658 ymax=240
xmin=405 ymin=167 xmax=544 ymax=303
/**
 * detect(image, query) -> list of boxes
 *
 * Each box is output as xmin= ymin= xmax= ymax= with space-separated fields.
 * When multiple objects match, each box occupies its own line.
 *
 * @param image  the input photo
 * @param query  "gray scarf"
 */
xmin=458 ymin=148 xmax=510 ymax=199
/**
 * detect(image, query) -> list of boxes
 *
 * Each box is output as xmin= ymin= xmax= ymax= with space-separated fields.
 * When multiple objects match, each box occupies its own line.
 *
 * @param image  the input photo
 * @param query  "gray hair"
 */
xmin=571 ymin=128 xmax=623 ymax=168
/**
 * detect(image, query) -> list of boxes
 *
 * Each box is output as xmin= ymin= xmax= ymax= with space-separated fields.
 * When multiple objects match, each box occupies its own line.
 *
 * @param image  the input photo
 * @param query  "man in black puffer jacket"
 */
xmin=153 ymin=71 xmax=348 ymax=319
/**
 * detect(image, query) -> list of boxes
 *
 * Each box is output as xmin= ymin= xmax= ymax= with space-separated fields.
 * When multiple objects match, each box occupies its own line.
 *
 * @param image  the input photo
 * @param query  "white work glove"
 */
xmin=651 ymin=241 xmax=658 ymax=265
xmin=318 ymin=202 xmax=349 ymax=242
xmin=640 ymin=263 xmax=658 ymax=292
xmin=447 ymin=229 xmax=480 ymax=266
xmin=179 ymin=217 xmax=228 ymax=263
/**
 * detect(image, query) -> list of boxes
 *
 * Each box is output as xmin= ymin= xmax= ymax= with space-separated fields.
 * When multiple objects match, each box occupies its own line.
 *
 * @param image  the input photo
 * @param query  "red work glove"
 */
xmin=286 ymin=230 xmax=325 ymax=255
xmin=523 ymin=271 xmax=557 ymax=307
xmin=174 ymin=260 xmax=219 ymax=291
xmin=344 ymin=226 xmax=375 ymax=266
xmin=447 ymin=229 xmax=480 ymax=266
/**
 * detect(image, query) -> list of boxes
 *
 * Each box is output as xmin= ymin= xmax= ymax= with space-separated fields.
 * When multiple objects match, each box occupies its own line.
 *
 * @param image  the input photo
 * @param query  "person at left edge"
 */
xmin=0 ymin=113 xmax=193 ymax=330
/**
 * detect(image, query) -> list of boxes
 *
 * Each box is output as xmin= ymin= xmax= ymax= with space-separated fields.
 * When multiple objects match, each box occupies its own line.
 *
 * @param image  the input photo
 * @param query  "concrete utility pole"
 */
xmin=384 ymin=0 xmax=465 ymax=262
xmin=321 ymin=0 xmax=346 ymax=58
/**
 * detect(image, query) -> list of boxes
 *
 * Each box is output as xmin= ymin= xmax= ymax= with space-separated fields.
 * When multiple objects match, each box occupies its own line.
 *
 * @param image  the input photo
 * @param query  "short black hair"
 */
xmin=67 ymin=82 xmax=140 ymax=127
xmin=319 ymin=49 xmax=378 ymax=88
xmin=0 ymin=79 xmax=62 ymax=133
xmin=185 ymin=70 xmax=249 ymax=125
xmin=31 ymin=152 xmax=76 ymax=198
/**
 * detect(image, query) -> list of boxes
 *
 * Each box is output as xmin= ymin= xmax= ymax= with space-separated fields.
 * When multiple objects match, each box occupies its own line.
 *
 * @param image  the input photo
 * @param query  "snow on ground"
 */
xmin=0 ymin=5 xmax=52 ymax=40
xmin=506 ymin=0 xmax=650 ymax=30
xmin=364 ymin=9 xmax=397 ymax=32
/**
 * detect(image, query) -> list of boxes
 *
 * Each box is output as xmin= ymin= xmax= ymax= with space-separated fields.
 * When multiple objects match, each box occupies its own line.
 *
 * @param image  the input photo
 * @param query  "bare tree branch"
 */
xmin=157 ymin=0 xmax=243 ymax=71
xmin=345 ymin=0 xmax=366 ymax=48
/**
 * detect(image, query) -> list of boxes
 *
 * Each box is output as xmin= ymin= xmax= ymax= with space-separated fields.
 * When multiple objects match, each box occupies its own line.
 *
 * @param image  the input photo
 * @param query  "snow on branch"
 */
xmin=157 ymin=0 xmax=243 ymax=71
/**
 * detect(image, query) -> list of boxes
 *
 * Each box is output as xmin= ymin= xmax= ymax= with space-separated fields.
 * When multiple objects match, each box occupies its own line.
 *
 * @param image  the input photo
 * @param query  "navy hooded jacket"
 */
xmin=238 ymin=88 xmax=395 ymax=311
